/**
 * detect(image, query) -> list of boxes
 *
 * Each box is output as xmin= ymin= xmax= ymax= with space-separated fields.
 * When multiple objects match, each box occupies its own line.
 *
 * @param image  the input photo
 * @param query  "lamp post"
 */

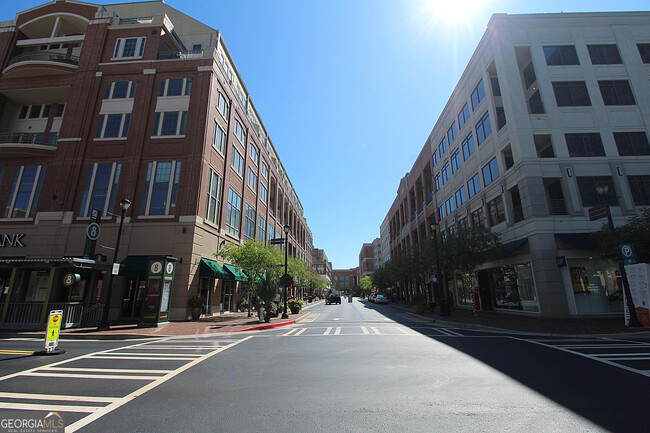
xmin=282 ymin=224 xmax=291 ymax=319
xmin=596 ymin=185 xmax=642 ymax=327
xmin=430 ymin=222 xmax=447 ymax=316
xmin=97 ymin=198 xmax=131 ymax=330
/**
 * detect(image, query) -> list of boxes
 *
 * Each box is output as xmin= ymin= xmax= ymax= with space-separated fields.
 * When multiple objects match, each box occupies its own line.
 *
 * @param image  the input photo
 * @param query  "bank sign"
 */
xmin=0 ymin=233 xmax=25 ymax=247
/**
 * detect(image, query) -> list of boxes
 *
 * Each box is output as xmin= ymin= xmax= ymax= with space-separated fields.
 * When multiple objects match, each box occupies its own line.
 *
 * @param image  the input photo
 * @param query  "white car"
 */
xmin=368 ymin=292 xmax=377 ymax=302
xmin=374 ymin=294 xmax=389 ymax=304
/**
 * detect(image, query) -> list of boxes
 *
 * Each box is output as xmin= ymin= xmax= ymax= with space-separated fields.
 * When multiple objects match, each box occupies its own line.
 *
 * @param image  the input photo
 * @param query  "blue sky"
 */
xmin=5 ymin=0 xmax=649 ymax=268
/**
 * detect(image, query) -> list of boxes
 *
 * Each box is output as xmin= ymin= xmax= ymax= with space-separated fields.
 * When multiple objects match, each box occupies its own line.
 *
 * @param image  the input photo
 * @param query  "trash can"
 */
xmin=348 ymin=296 xmax=353 ymax=303
xmin=290 ymin=303 xmax=300 ymax=314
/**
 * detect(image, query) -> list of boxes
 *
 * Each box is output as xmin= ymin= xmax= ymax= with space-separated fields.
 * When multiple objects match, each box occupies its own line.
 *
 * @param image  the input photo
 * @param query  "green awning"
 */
xmin=199 ymin=258 xmax=229 ymax=279
xmin=223 ymin=264 xmax=247 ymax=281
xmin=119 ymin=255 xmax=150 ymax=275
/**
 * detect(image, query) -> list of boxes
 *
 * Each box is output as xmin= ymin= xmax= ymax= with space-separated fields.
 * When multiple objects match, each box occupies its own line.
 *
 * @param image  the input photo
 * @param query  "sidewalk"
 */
xmin=398 ymin=303 xmax=650 ymax=338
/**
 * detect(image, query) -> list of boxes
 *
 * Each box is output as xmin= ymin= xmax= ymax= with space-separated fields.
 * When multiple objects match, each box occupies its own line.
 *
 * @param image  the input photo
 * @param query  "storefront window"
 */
xmin=454 ymin=274 xmax=472 ymax=306
xmin=567 ymin=258 xmax=622 ymax=314
xmin=492 ymin=262 xmax=539 ymax=312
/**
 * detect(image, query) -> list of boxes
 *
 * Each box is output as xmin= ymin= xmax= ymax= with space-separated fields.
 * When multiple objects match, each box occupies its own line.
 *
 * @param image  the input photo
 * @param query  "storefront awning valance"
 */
xmin=555 ymin=233 xmax=599 ymax=249
xmin=119 ymin=255 xmax=150 ymax=275
xmin=223 ymin=264 xmax=247 ymax=281
xmin=199 ymin=258 xmax=229 ymax=279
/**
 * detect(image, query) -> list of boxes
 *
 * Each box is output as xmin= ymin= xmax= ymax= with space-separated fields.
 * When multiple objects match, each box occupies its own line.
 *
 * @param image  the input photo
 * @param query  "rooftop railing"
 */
xmin=7 ymin=51 xmax=79 ymax=67
xmin=0 ymin=132 xmax=58 ymax=148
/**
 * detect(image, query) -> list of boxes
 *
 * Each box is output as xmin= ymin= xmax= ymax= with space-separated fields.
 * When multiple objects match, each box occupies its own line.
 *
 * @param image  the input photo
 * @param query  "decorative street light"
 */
xmin=98 ymin=198 xmax=131 ymax=330
xmin=596 ymin=185 xmax=642 ymax=327
xmin=281 ymin=224 xmax=291 ymax=319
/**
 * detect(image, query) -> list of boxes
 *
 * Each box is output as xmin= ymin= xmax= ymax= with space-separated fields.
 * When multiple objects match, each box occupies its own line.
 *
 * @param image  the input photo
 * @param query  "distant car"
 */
xmin=374 ymin=294 xmax=389 ymax=304
xmin=326 ymin=293 xmax=341 ymax=304
xmin=368 ymin=292 xmax=378 ymax=303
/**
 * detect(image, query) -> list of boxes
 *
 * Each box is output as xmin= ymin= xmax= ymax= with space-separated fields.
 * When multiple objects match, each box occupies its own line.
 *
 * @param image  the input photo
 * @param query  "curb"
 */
xmin=229 ymin=320 xmax=294 ymax=333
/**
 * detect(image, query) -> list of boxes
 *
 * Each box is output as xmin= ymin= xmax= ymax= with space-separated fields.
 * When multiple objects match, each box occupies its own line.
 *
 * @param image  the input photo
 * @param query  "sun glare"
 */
xmin=417 ymin=0 xmax=488 ymax=27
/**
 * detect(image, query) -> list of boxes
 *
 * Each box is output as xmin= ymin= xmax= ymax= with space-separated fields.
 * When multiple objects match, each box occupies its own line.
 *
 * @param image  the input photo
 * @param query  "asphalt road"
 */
xmin=1 ymin=298 xmax=649 ymax=432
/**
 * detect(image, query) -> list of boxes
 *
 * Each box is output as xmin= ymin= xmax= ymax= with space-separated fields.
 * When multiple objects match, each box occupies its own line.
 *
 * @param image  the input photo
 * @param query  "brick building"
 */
xmin=331 ymin=268 xmax=359 ymax=294
xmin=0 ymin=0 xmax=313 ymax=328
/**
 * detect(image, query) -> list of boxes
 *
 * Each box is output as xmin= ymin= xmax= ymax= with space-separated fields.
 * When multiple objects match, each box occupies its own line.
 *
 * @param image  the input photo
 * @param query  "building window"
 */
xmin=152 ymin=111 xmax=187 ymax=136
xmin=231 ymin=148 xmax=244 ymax=177
xmin=244 ymin=204 xmax=256 ymax=240
xmin=447 ymin=123 xmax=457 ymax=144
xmin=234 ymin=119 xmax=246 ymax=144
xmin=544 ymin=45 xmax=579 ymax=65
xmin=445 ymin=196 xmax=455 ymax=216
xmin=438 ymin=137 xmax=447 ymax=158
xmin=495 ymin=106 xmax=506 ymax=130
xmin=158 ymin=78 xmax=192 ymax=97
xmin=435 ymin=174 xmax=441 ymax=191
xmin=552 ymin=81 xmax=591 ymax=107
xmin=96 ymin=113 xmax=130 ymax=138
xmin=458 ymin=103 xmax=469 ymax=130
xmin=471 ymin=79 xmax=485 ymax=111
xmin=260 ymin=162 xmax=269 ymax=180
xmin=205 ymin=169 xmax=222 ymax=225
xmin=467 ymin=173 xmax=481 ymax=198
xmin=471 ymin=207 xmax=485 ymax=227
xmin=637 ymin=44 xmax=650 ymax=63
xmin=268 ymin=224 xmax=275 ymax=242
xmin=213 ymin=121 xmax=226 ymax=153
xmin=475 ymin=111 xmax=492 ymax=145
xmin=628 ymin=176 xmax=650 ymax=206
xmin=104 ymin=81 xmax=137 ymax=99
xmin=113 ymin=37 xmax=146 ymax=59
xmin=455 ymin=186 xmax=466 ymax=207
xmin=614 ymin=132 xmax=650 ymax=156
xmin=461 ymin=133 xmax=475 ymax=160
xmin=140 ymin=161 xmax=180 ymax=216
xmin=528 ymin=90 xmax=545 ymax=114
xmin=257 ymin=216 xmax=267 ymax=241
xmin=587 ymin=44 xmax=622 ymax=65
xmin=80 ymin=163 xmax=121 ymax=216
xmin=487 ymin=196 xmax=505 ymax=226
xmin=248 ymin=144 xmax=259 ymax=166
xmin=451 ymin=149 xmax=462 ymax=173
xmin=226 ymin=188 xmax=242 ymax=237
xmin=577 ymin=176 xmax=617 ymax=207
xmin=260 ymin=183 xmax=268 ymax=204
xmin=565 ymin=133 xmax=605 ymax=157
xmin=441 ymin=163 xmax=450 ymax=184
xmin=432 ymin=150 xmax=438 ymax=167
xmin=247 ymin=167 xmax=258 ymax=193
xmin=482 ymin=157 xmax=499 ymax=186
xmin=4 ymin=165 xmax=46 ymax=218
xmin=598 ymin=80 xmax=635 ymax=106
xmin=217 ymin=91 xmax=229 ymax=118
xmin=523 ymin=61 xmax=537 ymax=89
xmin=534 ymin=135 xmax=555 ymax=158
xmin=438 ymin=204 xmax=445 ymax=220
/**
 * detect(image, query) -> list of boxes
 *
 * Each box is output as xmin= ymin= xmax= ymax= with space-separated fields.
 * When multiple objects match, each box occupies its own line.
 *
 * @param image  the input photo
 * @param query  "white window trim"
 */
xmin=142 ymin=161 xmax=179 ymax=216
xmin=231 ymin=149 xmax=244 ymax=178
xmin=112 ymin=37 xmax=146 ymax=60
xmin=159 ymin=78 xmax=192 ymax=97
xmin=105 ymin=81 xmax=137 ymax=100
xmin=6 ymin=165 xmax=44 ymax=219
xmin=95 ymin=113 xmax=130 ymax=139
xmin=151 ymin=111 xmax=187 ymax=137
xmin=81 ymin=162 xmax=120 ymax=216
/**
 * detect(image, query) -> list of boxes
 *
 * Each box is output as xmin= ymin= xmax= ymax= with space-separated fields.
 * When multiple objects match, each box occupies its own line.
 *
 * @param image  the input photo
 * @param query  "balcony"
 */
xmin=0 ymin=132 xmax=58 ymax=157
xmin=158 ymin=50 xmax=203 ymax=60
xmin=3 ymin=52 xmax=79 ymax=79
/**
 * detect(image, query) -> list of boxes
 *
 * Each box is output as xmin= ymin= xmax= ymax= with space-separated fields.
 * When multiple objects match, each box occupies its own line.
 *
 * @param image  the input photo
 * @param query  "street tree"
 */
xmin=591 ymin=207 xmax=650 ymax=263
xmin=359 ymin=276 xmax=374 ymax=297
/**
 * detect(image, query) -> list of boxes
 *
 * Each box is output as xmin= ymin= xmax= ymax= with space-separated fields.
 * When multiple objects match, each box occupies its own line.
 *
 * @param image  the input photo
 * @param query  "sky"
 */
xmin=3 ymin=0 xmax=649 ymax=268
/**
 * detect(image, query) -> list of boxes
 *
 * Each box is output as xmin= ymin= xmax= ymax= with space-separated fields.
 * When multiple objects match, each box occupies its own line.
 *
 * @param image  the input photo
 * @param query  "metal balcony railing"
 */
xmin=0 ymin=132 xmax=58 ymax=148
xmin=158 ymin=50 xmax=203 ymax=60
xmin=7 ymin=51 xmax=79 ymax=67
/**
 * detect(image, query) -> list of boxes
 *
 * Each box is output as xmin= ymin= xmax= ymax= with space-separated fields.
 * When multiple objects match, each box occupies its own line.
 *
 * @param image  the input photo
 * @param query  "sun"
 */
xmin=416 ymin=0 xmax=488 ymax=27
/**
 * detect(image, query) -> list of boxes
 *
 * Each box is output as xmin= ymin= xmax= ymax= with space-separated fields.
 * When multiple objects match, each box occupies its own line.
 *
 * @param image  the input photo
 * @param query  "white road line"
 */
xmin=43 ymin=367 xmax=172 ymax=374
xmin=127 ymin=346 xmax=218 ymax=350
xmin=361 ymin=327 xmax=370 ymax=334
xmin=23 ymin=372 xmax=162 ymax=380
xmin=293 ymin=328 xmax=307 ymax=336
xmin=66 ymin=337 xmax=252 ymax=432
xmin=0 ymin=402 xmax=100 ymax=413
xmin=283 ymin=328 xmax=299 ymax=336
xmin=89 ymin=355 xmax=198 ymax=361
xmin=91 ymin=352 xmax=203 ymax=357
xmin=0 ymin=393 xmax=118 ymax=403
xmin=395 ymin=327 xmax=413 ymax=335
xmin=555 ymin=344 xmax=646 ymax=349
xmin=438 ymin=327 xmax=464 ymax=336
xmin=434 ymin=328 xmax=456 ymax=336
xmin=324 ymin=327 xmax=332 ymax=335
xmin=370 ymin=327 xmax=381 ymax=335
xmin=334 ymin=327 xmax=342 ymax=335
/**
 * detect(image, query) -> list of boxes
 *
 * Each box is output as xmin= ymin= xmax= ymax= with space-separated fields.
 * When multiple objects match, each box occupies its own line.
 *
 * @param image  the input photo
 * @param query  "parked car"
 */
xmin=374 ymin=294 xmax=389 ymax=304
xmin=326 ymin=293 xmax=341 ymax=304
xmin=368 ymin=292 xmax=378 ymax=303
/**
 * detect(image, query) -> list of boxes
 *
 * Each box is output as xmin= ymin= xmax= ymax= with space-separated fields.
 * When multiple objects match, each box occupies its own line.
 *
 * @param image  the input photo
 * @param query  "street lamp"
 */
xmin=97 ymin=198 xmax=131 ymax=330
xmin=282 ymin=224 xmax=291 ymax=319
xmin=596 ymin=185 xmax=642 ymax=327
xmin=430 ymin=222 xmax=448 ymax=316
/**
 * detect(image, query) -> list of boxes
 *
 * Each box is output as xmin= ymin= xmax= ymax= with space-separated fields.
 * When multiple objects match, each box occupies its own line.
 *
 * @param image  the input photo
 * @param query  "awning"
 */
xmin=199 ymin=258 xmax=229 ymax=279
xmin=223 ymin=264 xmax=247 ymax=281
xmin=555 ymin=233 xmax=599 ymax=249
xmin=119 ymin=255 xmax=150 ymax=275
xmin=501 ymin=238 xmax=528 ymax=256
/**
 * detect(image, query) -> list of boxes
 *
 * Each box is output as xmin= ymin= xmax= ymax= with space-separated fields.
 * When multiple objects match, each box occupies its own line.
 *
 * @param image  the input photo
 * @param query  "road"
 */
xmin=1 ymin=298 xmax=649 ymax=432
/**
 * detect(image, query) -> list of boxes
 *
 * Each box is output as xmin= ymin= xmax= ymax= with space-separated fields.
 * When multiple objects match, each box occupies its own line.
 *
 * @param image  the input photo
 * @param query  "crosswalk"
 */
xmin=279 ymin=325 xmax=465 ymax=337
xmin=522 ymin=337 xmax=650 ymax=377
xmin=0 ymin=335 xmax=249 ymax=432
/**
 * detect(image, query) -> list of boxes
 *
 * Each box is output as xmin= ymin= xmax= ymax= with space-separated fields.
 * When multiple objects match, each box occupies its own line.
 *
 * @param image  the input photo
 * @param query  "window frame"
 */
xmin=552 ymin=81 xmax=592 ymax=107
xmin=598 ymin=80 xmax=636 ymax=106
xmin=475 ymin=111 xmax=492 ymax=145
xmin=140 ymin=161 xmax=181 ymax=216
xmin=587 ymin=44 xmax=622 ymax=65
xmin=4 ymin=165 xmax=46 ymax=219
xmin=458 ymin=103 xmax=470 ymax=130
xmin=225 ymin=188 xmax=243 ymax=237
xmin=544 ymin=45 xmax=579 ymax=66
xmin=471 ymin=79 xmax=485 ymax=111
xmin=565 ymin=133 xmax=605 ymax=157
xmin=113 ymin=37 xmax=146 ymax=59
xmin=205 ymin=169 xmax=223 ymax=225
xmin=231 ymin=148 xmax=244 ymax=178
xmin=79 ymin=162 xmax=121 ymax=217
xmin=95 ymin=113 xmax=131 ymax=139
xmin=613 ymin=132 xmax=650 ymax=156
xmin=152 ymin=111 xmax=188 ymax=137
xmin=467 ymin=172 xmax=481 ymax=198
xmin=482 ymin=157 xmax=499 ymax=187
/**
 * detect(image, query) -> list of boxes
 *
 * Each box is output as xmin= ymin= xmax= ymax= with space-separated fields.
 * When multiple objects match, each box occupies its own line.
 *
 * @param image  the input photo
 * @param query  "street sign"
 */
xmin=588 ymin=205 xmax=608 ymax=221
xmin=270 ymin=238 xmax=285 ymax=245
xmin=621 ymin=244 xmax=637 ymax=264
xmin=112 ymin=263 xmax=120 ymax=275
xmin=280 ymin=273 xmax=293 ymax=287
xmin=62 ymin=273 xmax=80 ymax=287
xmin=44 ymin=310 xmax=63 ymax=352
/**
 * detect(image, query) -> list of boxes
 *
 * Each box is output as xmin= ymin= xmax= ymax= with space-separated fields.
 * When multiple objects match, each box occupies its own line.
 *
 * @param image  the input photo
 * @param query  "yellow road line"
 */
xmin=0 ymin=349 xmax=35 ymax=355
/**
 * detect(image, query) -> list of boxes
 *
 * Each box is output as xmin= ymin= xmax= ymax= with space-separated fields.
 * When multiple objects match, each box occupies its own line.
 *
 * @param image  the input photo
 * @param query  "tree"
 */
xmin=359 ymin=276 xmax=374 ymax=297
xmin=439 ymin=226 xmax=501 ymax=315
xmin=592 ymin=208 xmax=650 ymax=263
xmin=216 ymin=240 xmax=283 ymax=319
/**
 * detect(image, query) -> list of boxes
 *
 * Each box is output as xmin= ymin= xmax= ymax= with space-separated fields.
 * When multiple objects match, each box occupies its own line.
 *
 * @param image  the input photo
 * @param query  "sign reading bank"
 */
xmin=0 ymin=233 xmax=25 ymax=247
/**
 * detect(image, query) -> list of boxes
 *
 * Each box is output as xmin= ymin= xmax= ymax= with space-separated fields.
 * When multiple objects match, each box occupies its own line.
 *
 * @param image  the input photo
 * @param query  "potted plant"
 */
xmin=189 ymin=294 xmax=205 ymax=320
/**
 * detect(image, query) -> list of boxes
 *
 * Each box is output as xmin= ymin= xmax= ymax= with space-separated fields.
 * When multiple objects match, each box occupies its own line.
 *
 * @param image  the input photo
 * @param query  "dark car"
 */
xmin=326 ymin=293 xmax=341 ymax=304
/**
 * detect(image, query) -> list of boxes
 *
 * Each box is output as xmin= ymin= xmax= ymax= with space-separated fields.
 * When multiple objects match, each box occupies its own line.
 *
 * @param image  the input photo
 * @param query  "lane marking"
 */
xmin=324 ymin=327 xmax=332 ymax=335
xmin=0 ymin=402 xmax=100 ymax=413
xmin=43 ymin=367 xmax=173 ymax=374
xmin=334 ymin=327 xmax=341 ymax=335
xmin=370 ymin=327 xmax=381 ymax=335
xmin=23 ymin=372 xmax=163 ymax=380
xmin=361 ymin=327 xmax=370 ymax=335
xmin=0 ymin=349 xmax=34 ymax=355
xmin=0 ymin=392 xmax=117 ymax=403
xmin=89 ymin=355 xmax=198 ymax=361
xmin=294 ymin=328 xmax=307 ymax=336
xmin=395 ymin=327 xmax=413 ymax=335
xmin=283 ymin=328 xmax=299 ymax=336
